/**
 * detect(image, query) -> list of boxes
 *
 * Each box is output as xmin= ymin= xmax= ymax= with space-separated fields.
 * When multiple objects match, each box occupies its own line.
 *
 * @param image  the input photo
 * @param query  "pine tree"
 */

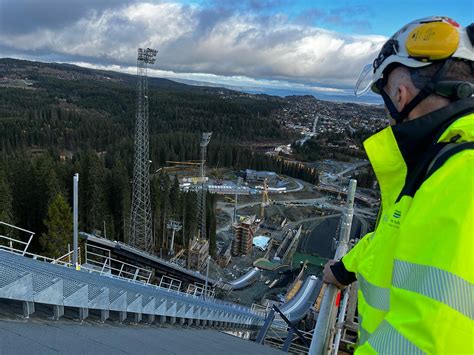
xmin=207 ymin=192 xmax=217 ymax=256
xmin=109 ymin=160 xmax=130 ymax=242
xmin=0 ymin=165 xmax=13 ymax=223
xmin=40 ymin=193 xmax=72 ymax=258
xmin=169 ymin=175 xmax=181 ymax=215
xmin=80 ymin=151 xmax=110 ymax=234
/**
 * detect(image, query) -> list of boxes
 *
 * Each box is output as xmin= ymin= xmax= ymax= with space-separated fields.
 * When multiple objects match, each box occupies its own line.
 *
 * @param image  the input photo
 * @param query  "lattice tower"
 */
xmin=197 ymin=132 xmax=212 ymax=239
xmin=130 ymin=48 xmax=157 ymax=253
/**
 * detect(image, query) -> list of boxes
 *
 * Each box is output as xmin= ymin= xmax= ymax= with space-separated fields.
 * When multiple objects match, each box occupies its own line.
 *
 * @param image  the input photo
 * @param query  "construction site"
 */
xmin=0 ymin=47 xmax=380 ymax=354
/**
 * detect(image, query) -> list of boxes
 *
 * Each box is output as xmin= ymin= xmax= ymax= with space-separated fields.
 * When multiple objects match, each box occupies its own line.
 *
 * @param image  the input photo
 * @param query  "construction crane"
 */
xmin=165 ymin=161 xmax=202 ymax=167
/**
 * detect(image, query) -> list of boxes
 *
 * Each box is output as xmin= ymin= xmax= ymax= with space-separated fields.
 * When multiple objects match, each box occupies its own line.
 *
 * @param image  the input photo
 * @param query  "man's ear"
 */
xmin=396 ymin=84 xmax=411 ymax=112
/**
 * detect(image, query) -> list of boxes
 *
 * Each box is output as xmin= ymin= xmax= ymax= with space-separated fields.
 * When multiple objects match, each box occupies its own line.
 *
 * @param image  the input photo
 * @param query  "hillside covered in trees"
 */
xmin=0 ymin=58 xmax=320 ymax=257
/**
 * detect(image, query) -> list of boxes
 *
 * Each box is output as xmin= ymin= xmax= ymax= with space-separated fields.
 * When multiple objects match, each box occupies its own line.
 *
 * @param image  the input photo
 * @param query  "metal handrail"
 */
xmin=0 ymin=221 xmax=35 ymax=256
xmin=0 ymin=223 xmax=262 ymax=317
xmin=309 ymin=179 xmax=357 ymax=355
xmin=85 ymin=243 xmax=152 ymax=284
xmin=0 ymin=229 xmax=264 ymax=321
xmin=332 ymin=285 xmax=352 ymax=354
xmin=0 ymin=246 xmax=74 ymax=267
xmin=52 ymin=248 xmax=81 ymax=265
xmin=186 ymin=282 xmax=215 ymax=298
xmin=159 ymin=275 xmax=182 ymax=291
xmin=84 ymin=257 xmax=152 ymax=283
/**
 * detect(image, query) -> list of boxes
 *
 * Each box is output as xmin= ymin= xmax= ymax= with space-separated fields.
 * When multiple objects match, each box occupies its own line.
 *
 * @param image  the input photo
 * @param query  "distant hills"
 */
xmin=0 ymin=58 xmax=289 ymax=154
xmin=172 ymin=77 xmax=383 ymax=105
xmin=0 ymin=58 xmax=323 ymax=247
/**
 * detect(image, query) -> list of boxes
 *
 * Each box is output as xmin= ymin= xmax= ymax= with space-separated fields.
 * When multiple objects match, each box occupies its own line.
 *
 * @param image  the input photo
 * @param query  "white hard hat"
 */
xmin=355 ymin=16 xmax=474 ymax=97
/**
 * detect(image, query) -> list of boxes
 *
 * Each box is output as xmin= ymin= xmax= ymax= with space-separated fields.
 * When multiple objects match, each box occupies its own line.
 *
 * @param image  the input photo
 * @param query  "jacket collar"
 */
xmin=364 ymin=97 xmax=474 ymax=209
xmin=390 ymin=97 xmax=474 ymax=174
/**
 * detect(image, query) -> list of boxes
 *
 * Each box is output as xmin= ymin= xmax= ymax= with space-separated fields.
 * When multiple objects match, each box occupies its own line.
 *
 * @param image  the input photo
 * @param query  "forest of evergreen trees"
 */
xmin=0 ymin=59 xmax=319 ymax=258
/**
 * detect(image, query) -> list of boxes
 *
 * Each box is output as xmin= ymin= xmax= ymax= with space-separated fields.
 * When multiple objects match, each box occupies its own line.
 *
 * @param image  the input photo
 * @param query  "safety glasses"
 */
xmin=354 ymin=39 xmax=399 ymax=97
xmin=354 ymin=63 xmax=374 ymax=97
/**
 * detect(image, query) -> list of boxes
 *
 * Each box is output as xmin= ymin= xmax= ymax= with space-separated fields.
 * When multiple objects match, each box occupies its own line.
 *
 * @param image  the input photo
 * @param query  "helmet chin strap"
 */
xmin=379 ymin=60 xmax=452 ymax=124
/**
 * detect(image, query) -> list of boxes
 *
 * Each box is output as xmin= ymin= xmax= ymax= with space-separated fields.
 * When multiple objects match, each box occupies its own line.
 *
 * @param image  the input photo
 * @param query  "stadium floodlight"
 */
xmin=137 ymin=47 xmax=157 ymax=64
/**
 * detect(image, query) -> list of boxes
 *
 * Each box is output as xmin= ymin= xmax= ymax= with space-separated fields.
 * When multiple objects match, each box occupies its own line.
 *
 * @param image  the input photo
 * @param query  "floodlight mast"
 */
xmin=130 ymin=47 xmax=157 ymax=253
xmin=197 ymin=132 xmax=212 ymax=240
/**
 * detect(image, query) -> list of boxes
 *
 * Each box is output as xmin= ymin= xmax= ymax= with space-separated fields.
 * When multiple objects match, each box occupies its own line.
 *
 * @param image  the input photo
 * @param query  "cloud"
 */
xmin=69 ymin=60 xmax=348 ymax=93
xmin=0 ymin=1 xmax=387 ymax=87
xmin=295 ymin=4 xmax=373 ymax=33
xmin=0 ymin=0 xmax=136 ymax=35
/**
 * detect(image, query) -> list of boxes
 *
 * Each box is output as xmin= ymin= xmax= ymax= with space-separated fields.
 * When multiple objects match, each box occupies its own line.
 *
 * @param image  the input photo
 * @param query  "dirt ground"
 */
xmin=212 ymin=171 xmax=377 ymax=306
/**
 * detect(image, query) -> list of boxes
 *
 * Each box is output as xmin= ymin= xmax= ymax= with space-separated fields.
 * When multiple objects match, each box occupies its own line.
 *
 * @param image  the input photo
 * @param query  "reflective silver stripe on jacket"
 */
xmin=392 ymin=260 xmax=474 ymax=320
xmin=359 ymin=324 xmax=370 ymax=346
xmin=357 ymin=273 xmax=390 ymax=311
xmin=368 ymin=320 xmax=423 ymax=354
xmin=358 ymin=315 xmax=369 ymax=345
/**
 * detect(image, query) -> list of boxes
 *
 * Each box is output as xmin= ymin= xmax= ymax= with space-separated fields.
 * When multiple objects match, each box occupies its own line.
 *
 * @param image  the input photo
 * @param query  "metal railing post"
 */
xmin=101 ymin=258 xmax=108 ymax=274
xmin=23 ymin=233 xmax=34 ymax=256
xmin=309 ymin=179 xmax=357 ymax=355
xmin=282 ymin=327 xmax=296 ymax=352
xmin=73 ymin=173 xmax=79 ymax=269
xmin=256 ymin=308 xmax=276 ymax=344
xmin=332 ymin=285 xmax=351 ymax=354
xmin=133 ymin=268 xmax=139 ymax=281
xmin=204 ymin=256 xmax=210 ymax=299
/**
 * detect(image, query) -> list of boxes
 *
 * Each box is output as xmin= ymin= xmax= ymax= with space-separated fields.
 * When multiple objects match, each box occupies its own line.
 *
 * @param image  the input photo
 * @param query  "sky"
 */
xmin=0 ymin=0 xmax=472 ymax=102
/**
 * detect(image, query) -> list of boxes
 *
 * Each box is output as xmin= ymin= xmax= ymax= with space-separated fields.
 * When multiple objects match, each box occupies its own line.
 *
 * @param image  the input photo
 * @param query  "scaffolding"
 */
xmin=231 ymin=215 xmax=257 ymax=256
xmin=309 ymin=179 xmax=358 ymax=354
xmin=187 ymin=237 xmax=209 ymax=272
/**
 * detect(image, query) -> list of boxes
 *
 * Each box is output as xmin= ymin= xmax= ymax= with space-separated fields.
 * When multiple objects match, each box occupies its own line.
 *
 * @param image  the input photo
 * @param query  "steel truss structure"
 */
xmin=197 ymin=132 xmax=212 ymax=239
xmin=130 ymin=48 xmax=157 ymax=253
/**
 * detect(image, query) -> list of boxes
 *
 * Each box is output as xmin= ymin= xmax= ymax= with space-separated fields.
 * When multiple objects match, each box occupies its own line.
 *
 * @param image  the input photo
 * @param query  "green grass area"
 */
xmin=254 ymin=258 xmax=289 ymax=271
xmin=293 ymin=252 xmax=328 ymax=276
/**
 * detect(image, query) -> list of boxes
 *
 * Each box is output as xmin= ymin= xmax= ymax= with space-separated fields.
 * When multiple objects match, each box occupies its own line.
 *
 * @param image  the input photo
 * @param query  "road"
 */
xmin=335 ymin=161 xmax=370 ymax=177
xmin=285 ymin=178 xmax=304 ymax=193
xmin=216 ymin=195 xmax=374 ymax=236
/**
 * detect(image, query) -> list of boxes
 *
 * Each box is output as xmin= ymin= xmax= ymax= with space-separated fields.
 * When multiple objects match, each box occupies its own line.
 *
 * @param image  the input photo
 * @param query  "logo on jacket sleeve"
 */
xmin=393 ymin=210 xmax=401 ymax=219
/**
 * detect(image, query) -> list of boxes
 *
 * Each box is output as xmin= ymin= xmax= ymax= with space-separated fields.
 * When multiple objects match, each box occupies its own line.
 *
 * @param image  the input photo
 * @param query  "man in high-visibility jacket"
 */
xmin=323 ymin=17 xmax=474 ymax=353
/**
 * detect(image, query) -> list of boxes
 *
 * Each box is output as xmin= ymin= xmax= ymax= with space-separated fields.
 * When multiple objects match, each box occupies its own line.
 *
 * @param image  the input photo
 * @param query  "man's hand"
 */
xmin=323 ymin=260 xmax=346 ymax=289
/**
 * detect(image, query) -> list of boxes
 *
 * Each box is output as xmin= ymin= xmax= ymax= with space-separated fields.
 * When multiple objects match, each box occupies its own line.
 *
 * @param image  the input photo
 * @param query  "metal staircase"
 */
xmin=0 ymin=249 xmax=264 ymax=329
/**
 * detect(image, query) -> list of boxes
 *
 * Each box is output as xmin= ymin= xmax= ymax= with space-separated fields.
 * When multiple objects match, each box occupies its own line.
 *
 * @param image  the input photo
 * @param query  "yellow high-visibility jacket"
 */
xmin=339 ymin=98 xmax=474 ymax=354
